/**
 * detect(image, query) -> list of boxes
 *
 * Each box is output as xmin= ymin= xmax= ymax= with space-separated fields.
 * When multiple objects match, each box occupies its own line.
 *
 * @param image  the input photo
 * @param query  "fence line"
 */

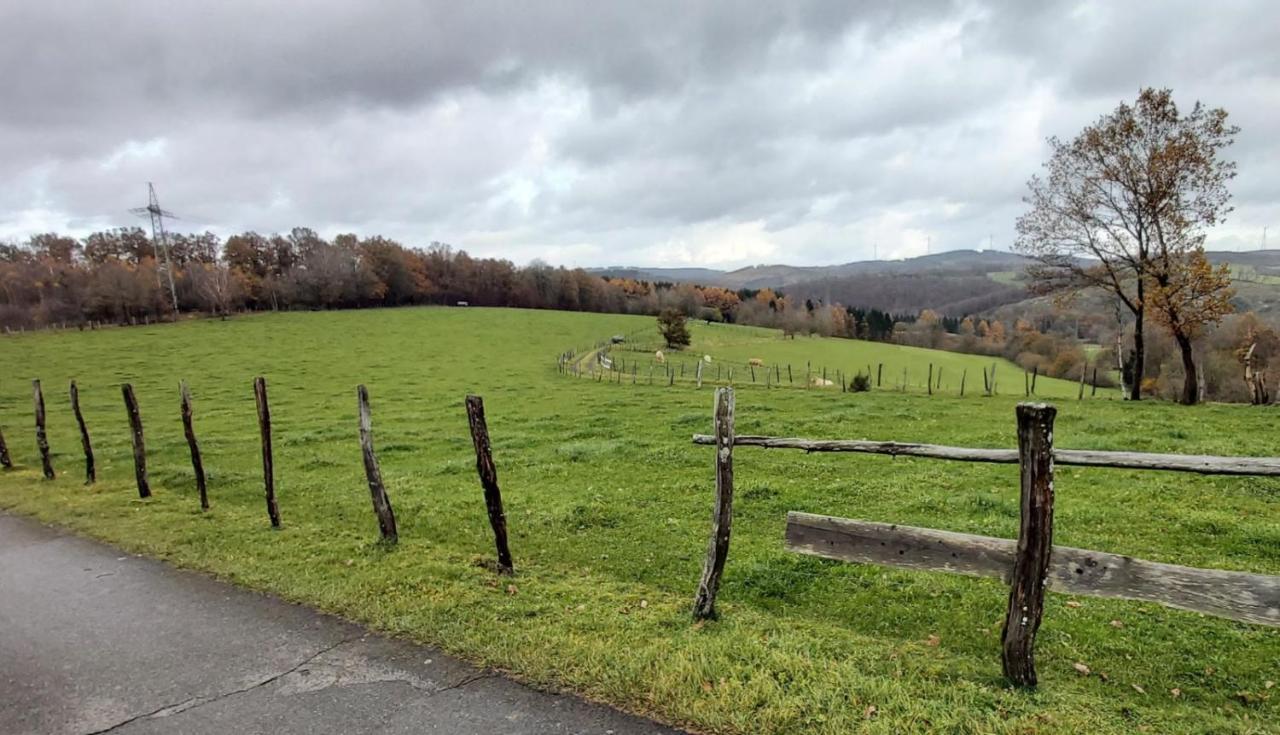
xmin=558 ymin=331 xmax=1113 ymax=399
xmin=690 ymin=390 xmax=1279 ymax=688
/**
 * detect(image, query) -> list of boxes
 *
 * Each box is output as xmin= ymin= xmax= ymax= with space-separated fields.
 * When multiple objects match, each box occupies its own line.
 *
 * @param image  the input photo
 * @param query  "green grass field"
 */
xmin=0 ymin=308 xmax=1275 ymax=734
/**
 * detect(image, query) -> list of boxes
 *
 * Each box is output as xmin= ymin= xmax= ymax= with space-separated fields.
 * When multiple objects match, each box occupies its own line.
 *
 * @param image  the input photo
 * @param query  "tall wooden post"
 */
xmin=254 ymin=377 xmax=281 ymax=528
xmin=465 ymin=395 xmax=513 ymax=574
xmin=0 ymin=425 xmax=11 ymax=470
xmin=33 ymin=380 xmax=54 ymax=479
xmin=1078 ymin=363 xmax=1087 ymax=400
xmin=121 ymin=383 xmax=150 ymax=498
xmin=180 ymin=381 xmax=208 ymax=510
xmin=70 ymin=381 xmax=95 ymax=484
xmin=876 ymin=363 xmax=883 ymax=387
xmin=927 ymin=364 xmax=933 ymax=395
xmin=696 ymin=360 xmax=703 ymax=388
xmin=1002 ymin=403 xmax=1056 ymax=687
xmin=960 ymin=368 xmax=967 ymax=397
xmin=693 ymin=387 xmax=735 ymax=620
xmin=357 ymin=385 xmax=398 ymax=543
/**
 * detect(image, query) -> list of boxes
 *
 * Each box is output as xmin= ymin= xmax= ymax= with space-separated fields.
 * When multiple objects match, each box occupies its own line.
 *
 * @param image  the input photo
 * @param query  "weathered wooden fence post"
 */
xmin=1078 ymin=363 xmax=1087 ymax=400
xmin=70 ymin=380 xmax=95 ymax=484
xmin=121 ymin=383 xmax=150 ymax=498
xmin=33 ymin=380 xmax=54 ymax=479
xmin=465 ymin=395 xmax=514 ymax=574
xmin=927 ymin=363 xmax=933 ymax=395
xmin=693 ymin=386 xmax=735 ymax=620
xmin=876 ymin=363 xmax=883 ymax=387
xmin=1091 ymin=367 xmax=1098 ymax=397
xmin=180 ymin=381 xmax=209 ymax=510
xmin=788 ymin=364 xmax=793 ymax=384
xmin=357 ymin=385 xmax=398 ymax=544
xmin=254 ymin=377 xmax=281 ymax=528
xmin=1002 ymin=402 xmax=1056 ymax=687
xmin=696 ymin=360 xmax=703 ymax=388
xmin=1031 ymin=366 xmax=1039 ymax=394
xmin=960 ymin=368 xmax=967 ymax=397
xmin=0 ymin=425 xmax=11 ymax=470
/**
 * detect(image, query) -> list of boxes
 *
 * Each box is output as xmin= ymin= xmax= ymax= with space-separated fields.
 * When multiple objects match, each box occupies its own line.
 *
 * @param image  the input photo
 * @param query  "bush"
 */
xmin=850 ymin=373 xmax=871 ymax=392
xmin=657 ymin=308 xmax=691 ymax=349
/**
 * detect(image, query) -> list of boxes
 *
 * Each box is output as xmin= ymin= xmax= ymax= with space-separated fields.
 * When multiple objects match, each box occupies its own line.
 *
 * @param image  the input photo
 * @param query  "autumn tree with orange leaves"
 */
xmin=1148 ymin=249 xmax=1234 ymax=404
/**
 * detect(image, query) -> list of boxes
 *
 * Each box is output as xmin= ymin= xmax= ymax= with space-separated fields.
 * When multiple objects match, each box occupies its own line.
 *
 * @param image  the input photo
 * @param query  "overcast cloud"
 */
xmin=2 ymin=1 xmax=1277 ymax=267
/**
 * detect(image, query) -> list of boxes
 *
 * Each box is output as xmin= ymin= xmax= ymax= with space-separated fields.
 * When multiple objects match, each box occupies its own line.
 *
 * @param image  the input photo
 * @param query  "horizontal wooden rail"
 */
xmin=785 ymin=512 xmax=1280 ymax=627
xmin=691 ymin=434 xmax=1280 ymax=476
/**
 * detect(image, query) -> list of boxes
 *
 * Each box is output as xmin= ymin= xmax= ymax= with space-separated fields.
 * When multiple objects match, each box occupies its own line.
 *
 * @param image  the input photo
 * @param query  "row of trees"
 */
xmin=2 ymin=228 xmax=911 ymax=336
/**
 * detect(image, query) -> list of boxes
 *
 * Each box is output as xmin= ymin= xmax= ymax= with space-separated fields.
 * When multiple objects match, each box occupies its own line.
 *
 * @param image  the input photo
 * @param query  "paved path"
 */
xmin=0 ymin=514 xmax=684 ymax=735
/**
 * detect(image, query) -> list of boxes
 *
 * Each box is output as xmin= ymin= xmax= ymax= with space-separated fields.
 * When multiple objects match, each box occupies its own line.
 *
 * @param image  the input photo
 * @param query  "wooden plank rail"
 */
xmin=695 ymin=400 xmax=1279 ymax=687
xmin=691 ymin=434 xmax=1280 ymax=476
xmin=785 ymin=512 xmax=1280 ymax=628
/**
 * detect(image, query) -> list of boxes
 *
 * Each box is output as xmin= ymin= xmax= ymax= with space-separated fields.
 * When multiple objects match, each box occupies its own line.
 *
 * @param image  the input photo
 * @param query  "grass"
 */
xmin=0 ymin=307 xmax=1276 ymax=734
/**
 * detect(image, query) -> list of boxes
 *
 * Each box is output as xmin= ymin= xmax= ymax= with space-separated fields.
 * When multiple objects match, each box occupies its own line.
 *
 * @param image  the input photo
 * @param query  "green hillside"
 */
xmin=0 ymin=308 xmax=1273 ymax=735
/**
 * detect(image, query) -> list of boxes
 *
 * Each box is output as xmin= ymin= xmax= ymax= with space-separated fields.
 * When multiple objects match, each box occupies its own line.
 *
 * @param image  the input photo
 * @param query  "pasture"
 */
xmin=0 ymin=307 xmax=1275 ymax=734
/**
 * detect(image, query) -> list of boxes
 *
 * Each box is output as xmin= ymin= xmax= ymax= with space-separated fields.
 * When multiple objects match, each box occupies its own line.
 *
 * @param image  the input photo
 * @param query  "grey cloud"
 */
xmin=1 ymin=1 xmax=1277 ymax=267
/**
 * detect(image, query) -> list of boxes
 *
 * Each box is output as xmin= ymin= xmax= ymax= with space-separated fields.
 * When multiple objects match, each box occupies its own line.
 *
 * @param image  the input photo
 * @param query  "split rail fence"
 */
xmin=690 ymin=387 xmax=1280 ymax=687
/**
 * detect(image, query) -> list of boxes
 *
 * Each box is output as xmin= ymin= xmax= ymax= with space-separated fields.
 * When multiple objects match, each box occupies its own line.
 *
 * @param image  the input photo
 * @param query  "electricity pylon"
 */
xmin=130 ymin=182 xmax=180 ymax=314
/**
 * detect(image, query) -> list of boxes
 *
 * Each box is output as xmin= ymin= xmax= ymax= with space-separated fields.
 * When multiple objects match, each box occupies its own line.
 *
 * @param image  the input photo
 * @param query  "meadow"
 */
xmin=0 ymin=307 xmax=1275 ymax=734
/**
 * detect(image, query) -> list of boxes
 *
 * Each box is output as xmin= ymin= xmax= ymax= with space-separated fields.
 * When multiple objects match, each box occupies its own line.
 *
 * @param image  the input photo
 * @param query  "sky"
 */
xmin=1 ymin=1 xmax=1277 ymax=269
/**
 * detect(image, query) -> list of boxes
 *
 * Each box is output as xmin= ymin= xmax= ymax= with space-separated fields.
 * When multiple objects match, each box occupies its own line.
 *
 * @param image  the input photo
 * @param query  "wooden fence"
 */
xmin=0 ymin=380 xmax=515 ymax=574
xmin=690 ymin=387 xmax=1280 ymax=687
xmin=558 ymin=334 xmax=1112 ymax=399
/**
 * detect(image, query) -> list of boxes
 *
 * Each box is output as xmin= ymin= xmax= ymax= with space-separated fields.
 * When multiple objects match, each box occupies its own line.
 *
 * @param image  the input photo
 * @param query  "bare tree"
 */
xmin=189 ymin=262 xmax=242 ymax=317
xmin=1016 ymin=88 xmax=1238 ymax=401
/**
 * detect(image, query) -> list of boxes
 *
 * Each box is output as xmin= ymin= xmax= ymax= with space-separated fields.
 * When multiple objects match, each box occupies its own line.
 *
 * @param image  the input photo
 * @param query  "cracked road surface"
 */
xmin=0 ymin=514 xmax=685 ymax=735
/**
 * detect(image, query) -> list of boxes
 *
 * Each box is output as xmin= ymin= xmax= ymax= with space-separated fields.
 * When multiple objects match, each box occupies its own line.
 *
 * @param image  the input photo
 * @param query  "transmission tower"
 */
xmin=130 ymin=183 xmax=180 ymax=314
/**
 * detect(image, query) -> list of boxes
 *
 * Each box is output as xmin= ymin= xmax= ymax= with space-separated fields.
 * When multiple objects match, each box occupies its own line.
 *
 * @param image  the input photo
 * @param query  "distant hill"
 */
xmin=592 ymin=249 xmax=1280 ymax=318
xmin=591 ymin=249 xmax=1033 ymax=289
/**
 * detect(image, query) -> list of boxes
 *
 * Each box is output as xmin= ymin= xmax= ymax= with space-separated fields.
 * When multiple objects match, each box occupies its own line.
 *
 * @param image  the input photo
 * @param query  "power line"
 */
xmin=129 ymin=183 xmax=180 ymax=314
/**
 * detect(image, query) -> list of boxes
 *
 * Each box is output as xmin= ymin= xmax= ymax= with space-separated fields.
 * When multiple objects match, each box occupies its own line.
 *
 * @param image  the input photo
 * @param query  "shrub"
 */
xmin=657 ymin=308 xmax=691 ymax=349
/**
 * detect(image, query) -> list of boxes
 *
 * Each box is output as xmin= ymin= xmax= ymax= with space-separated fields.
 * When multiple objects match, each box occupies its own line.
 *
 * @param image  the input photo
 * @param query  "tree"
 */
xmin=1147 ymin=249 xmax=1234 ymax=403
xmin=657 ymin=307 xmax=691 ymax=349
xmin=1016 ymin=88 xmax=1238 ymax=401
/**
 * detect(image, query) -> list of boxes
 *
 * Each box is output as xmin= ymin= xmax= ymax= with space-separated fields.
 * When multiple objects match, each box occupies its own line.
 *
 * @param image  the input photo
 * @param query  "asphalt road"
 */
xmin=0 ymin=513 xmax=684 ymax=735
